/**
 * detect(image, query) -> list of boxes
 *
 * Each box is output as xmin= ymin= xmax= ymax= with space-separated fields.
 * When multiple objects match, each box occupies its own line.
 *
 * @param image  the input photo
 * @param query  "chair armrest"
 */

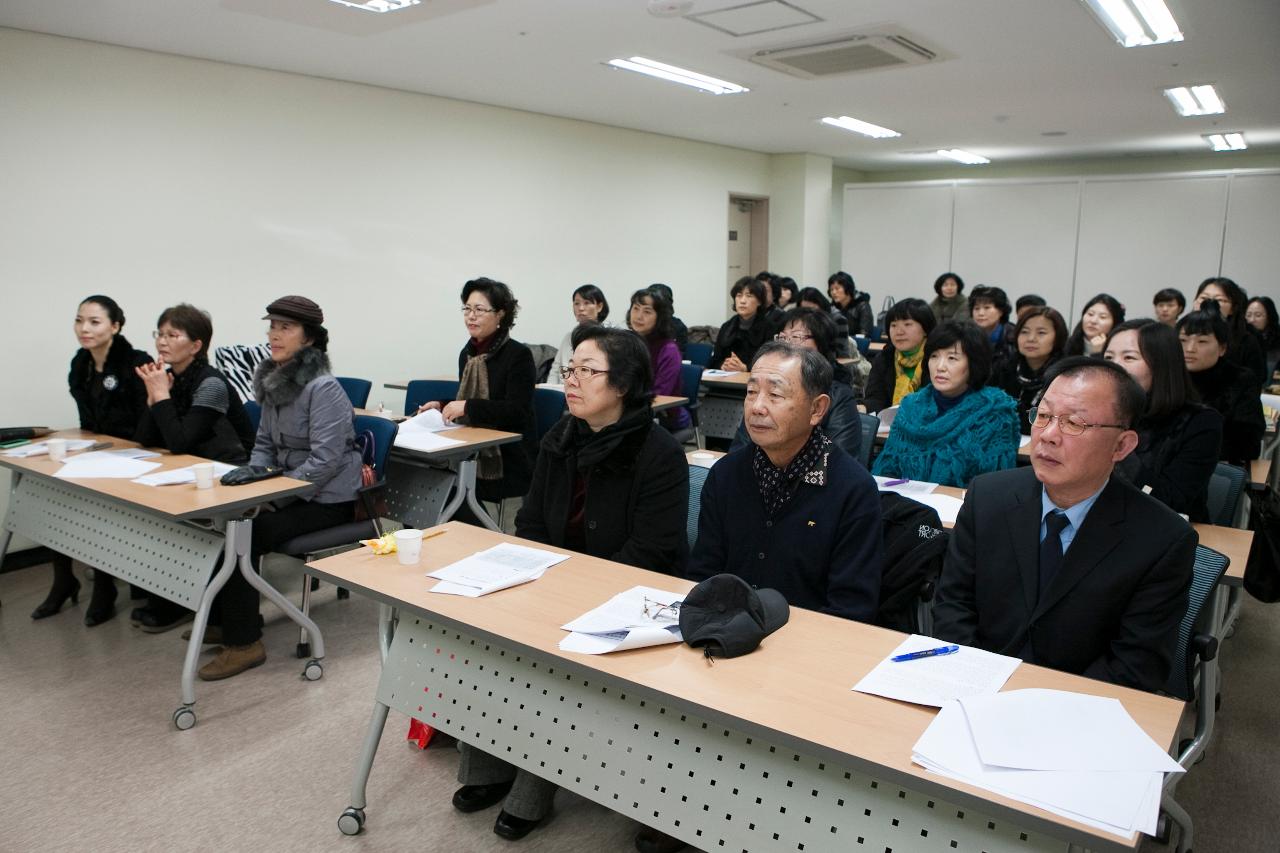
xmin=1191 ymin=632 xmax=1219 ymax=663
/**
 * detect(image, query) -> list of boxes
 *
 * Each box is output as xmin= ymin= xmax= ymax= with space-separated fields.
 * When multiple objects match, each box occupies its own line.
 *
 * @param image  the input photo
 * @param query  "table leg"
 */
xmin=337 ymin=602 xmax=398 ymax=836
xmin=229 ymin=518 xmax=326 ymax=680
xmin=457 ymin=458 xmax=501 ymax=532
xmin=174 ymin=522 xmax=243 ymax=730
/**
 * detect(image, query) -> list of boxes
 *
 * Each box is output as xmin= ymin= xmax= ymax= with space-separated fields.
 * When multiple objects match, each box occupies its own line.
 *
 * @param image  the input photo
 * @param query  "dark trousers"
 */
xmin=219 ymin=499 xmax=354 ymax=646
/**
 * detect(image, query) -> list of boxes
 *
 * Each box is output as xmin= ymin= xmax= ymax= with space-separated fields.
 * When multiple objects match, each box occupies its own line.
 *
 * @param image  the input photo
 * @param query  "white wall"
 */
xmin=768 ymin=154 xmax=832 ymax=289
xmin=0 ymin=28 xmax=774 ymax=548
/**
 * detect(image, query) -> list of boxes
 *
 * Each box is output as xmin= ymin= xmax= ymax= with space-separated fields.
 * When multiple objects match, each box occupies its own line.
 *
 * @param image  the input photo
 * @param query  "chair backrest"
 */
xmin=528 ymin=343 xmax=558 ymax=384
xmin=213 ymin=343 xmax=271 ymax=402
xmin=685 ymin=342 xmax=713 ymax=367
xmin=1164 ymin=545 xmax=1229 ymax=701
xmin=533 ymin=387 xmax=567 ymax=441
xmin=853 ymin=336 xmax=871 ymax=355
xmin=678 ymin=363 xmax=704 ymax=415
xmin=352 ymin=414 xmax=399 ymax=480
xmin=243 ymin=400 xmax=262 ymax=433
xmin=336 ymin=376 xmax=373 ymax=409
xmin=858 ymin=413 xmax=880 ymax=468
xmin=687 ymin=463 xmax=710 ymax=551
xmin=404 ymin=380 xmax=460 ymax=416
xmin=1206 ymin=462 xmax=1246 ymax=527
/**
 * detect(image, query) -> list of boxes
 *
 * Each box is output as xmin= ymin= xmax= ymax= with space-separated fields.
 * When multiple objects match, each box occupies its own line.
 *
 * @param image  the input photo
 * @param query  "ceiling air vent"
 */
xmin=746 ymin=31 xmax=939 ymax=79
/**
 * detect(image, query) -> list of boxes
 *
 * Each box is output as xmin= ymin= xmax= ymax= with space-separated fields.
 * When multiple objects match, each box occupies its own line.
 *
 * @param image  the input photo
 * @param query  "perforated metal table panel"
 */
xmin=701 ymin=391 xmax=748 ymax=441
xmin=371 ymin=615 xmax=1069 ymax=853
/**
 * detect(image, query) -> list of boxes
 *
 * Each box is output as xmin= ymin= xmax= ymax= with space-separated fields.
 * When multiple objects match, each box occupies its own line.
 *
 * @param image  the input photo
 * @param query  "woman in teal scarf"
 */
xmin=873 ymin=321 xmax=1019 ymax=488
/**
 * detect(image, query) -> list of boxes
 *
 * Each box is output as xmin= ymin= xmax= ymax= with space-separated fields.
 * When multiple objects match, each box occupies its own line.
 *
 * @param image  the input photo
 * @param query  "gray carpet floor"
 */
xmin=0 ymin=560 xmax=1276 ymax=853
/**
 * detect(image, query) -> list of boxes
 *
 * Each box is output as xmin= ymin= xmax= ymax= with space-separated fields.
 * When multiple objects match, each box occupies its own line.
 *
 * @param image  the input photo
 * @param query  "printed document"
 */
xmin=852 ymin=634 xmax=1019 ymax=707
xmin=53 ymin=452 xmax=161 ymax=479
xmin=394 ymin=409 xmax=465 ymax=453
xmin=428 ymin=542 xmax=569 ymax=597
xmin=559 ymin=586 xmax=685 ymax=654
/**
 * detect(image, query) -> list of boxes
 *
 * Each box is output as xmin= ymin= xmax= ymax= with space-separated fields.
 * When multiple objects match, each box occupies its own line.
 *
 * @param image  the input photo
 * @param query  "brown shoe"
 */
xmin=181 ymin=624 xmax=224 ymax=645
xmin=198 ymin=641 xmax=266 ymax=681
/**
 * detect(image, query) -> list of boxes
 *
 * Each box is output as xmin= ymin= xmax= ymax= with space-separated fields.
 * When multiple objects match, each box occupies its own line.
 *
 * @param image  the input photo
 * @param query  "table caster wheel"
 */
xmin=304 ymin=659 xmax=324 ymax=681
xmin=296 ymin=642 xmax=311 ymax=659
xmin=338 ymin=806 xmax=365 ymax=835
xmin=173 ymin=706 xmax=196 ymax=731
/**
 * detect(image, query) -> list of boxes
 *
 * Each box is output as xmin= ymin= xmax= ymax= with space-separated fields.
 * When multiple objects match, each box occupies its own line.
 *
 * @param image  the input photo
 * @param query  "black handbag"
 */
xmin=1243 ymin=483 xmax=1280 ymax=603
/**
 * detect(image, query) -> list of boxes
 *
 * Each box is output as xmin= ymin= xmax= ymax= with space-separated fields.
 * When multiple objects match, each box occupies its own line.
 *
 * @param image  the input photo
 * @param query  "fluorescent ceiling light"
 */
xmin=1164 ymin=85 xmax=1226 ymax=116
xmin=606 ymin=57 xmax=748 ymax=95
xmin=820 ymin=116 xmax=901 ymax=139
xmin=1081 ymin=0 xmax=1183 ymax=46
xmin=1205 ymin=133 xmax=1247 ymax=152
xmin=937 ymin=149 xmax=990 ymax=165
xmin=328 ymin=0 xmax=419 ymax=11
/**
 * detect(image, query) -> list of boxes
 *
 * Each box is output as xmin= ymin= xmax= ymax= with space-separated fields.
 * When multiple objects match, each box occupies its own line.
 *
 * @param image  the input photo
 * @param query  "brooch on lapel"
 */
xmin=102 ymin=375 xmax=119 ymax=391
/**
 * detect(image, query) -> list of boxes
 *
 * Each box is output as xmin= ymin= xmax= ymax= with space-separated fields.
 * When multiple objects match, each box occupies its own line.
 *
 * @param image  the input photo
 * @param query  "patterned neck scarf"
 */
xmin=457 ymin=334 xmax=506 ymax=482
xmin=752 ymin=427 xmax=831 ymax=518
xmin=892 ymin=345 xmax=925 ymax=405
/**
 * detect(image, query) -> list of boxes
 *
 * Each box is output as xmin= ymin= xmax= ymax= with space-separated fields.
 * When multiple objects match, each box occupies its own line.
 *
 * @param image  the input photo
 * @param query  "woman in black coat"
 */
xmin=1179 ymin=304 xmax=1265 ymax=467
xmin=419 ymin=277 xmax=537 ymax=503
xmin=993 ymin=306 xmax=1069 ymax=435
xmin=451 ymin=325 xmax=689 ymax=843
xmin=32 ymin=296 xmax=151 ymax=624
xmin=1196 ymin=277 xmax=1267 ymax=385
xmin=708 ymin=276 xmax=771 ymax=371
xmin=1105 ymin=320 xmax=1223 ymax=522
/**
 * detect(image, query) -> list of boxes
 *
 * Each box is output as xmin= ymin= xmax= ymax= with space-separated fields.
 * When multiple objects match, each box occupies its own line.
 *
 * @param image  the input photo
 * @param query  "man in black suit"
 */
xmin=932 ymin=357 xmax=1195 ymax=692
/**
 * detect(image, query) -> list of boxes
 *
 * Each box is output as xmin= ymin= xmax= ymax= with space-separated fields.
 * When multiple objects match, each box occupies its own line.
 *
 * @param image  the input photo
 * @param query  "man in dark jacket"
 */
xmin=690 ymin=342 xmax=884 ymax=622
xmin=932 ymin=358 xmax=1195 ymax=693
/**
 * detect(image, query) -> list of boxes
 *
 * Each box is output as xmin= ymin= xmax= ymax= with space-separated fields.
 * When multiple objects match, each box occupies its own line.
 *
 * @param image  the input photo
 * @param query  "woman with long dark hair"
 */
xmin=1105 ymin=320 xmax=1223 ymax=521
xmin=1178 ymin=302 xmax=1265 ymax=467
xmin=993 ymin=306 xmax=1069 ymax=435
xmin=550 ymin=284 xmax=609 ymax=381
xmin=1064 ymin=293 xmax=1124 ymax=357
xmin=1195 ymin=277 xmax=1265 ymax=383
xmin=626 ymin=286 xmax=690 ymax=437
xmin=1245 ymin=294 xmax=1280 ymax=382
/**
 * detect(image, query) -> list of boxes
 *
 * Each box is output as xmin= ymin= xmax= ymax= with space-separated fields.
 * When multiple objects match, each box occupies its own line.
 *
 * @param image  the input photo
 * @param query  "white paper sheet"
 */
xmin=109 ymin=448 xmax=162 ymax=459
xmin=959 ymin=689 xmax=1183 ymax=773
xmin=559 ymin=586 xmax=685 ymax=654
xmin=4 ymin=439 xmax=96 ymax=457
xmin=913 ymin=701 xmax=1163 ymax=836
xmin=53 ymin=453 xmax=162 ymax=479
xmin=852 ymin=635 xmax=1021 ymax=707
xmin=701 ymin=369 xmax=738 ymax=378
xmin=1019 ymin=434 xmax=1032 ymax=448
xmin=873 ymin=476 xmax=939 ymax=496
xmin=393 ymin=429 xmax=465 ymax=453
xmin=132 ymin=461 xmax=237 ymax=486
xmin=909 ymin=492 xmax=964 ymax=524
xmin=427 ymin=543 xmax=569 ymax=597
xmin=875 ymin=405 xmax=900 ymax=435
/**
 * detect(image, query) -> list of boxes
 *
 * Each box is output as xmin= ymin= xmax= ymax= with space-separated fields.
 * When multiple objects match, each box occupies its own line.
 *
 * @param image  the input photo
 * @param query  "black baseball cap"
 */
xmin=678 ymin=574 xmax=790 ymax=659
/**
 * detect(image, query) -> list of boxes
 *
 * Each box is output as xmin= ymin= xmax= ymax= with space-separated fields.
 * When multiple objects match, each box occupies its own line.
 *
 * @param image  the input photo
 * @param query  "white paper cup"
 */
xmin=193 ymin=462 xmax=215 ymax=490
xmin=394 ymin=529 xmax=424 ymax=565
xmin=47 ymin=439 xmax=68 ymax=462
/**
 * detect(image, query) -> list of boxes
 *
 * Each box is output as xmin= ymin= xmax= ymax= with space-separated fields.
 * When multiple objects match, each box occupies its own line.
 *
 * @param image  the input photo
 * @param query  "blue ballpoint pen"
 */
xmin=891 ymin=644 xmax=959 ymax=662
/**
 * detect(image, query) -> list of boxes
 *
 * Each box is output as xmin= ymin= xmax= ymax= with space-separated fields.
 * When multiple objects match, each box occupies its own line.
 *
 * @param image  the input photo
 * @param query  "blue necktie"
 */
xmin=1038 ymin=510 xmax=1070 ymax=601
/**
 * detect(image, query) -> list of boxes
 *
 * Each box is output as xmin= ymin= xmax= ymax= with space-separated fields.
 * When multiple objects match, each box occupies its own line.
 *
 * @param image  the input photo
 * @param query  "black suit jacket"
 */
xmin=932 ymin=466 xmax=1195 ymax=692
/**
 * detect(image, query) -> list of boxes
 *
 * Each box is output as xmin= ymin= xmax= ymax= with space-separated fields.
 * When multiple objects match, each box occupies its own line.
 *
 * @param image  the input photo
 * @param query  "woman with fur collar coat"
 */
xmin=197 ymin=295 xmax=362 ymax=682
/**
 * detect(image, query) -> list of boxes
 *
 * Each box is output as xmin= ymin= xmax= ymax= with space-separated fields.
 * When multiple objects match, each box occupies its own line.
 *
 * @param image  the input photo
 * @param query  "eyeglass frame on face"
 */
xmin=559 ymin=365 xmax=610 ymax=382
xmin=773 ymin=331 xmax=813 ymax=344
xmin=460 ymin=305 xmax=497 ymax=316
xmin=642 ymin=597 xmax=681 ymax=621
xmin=1028 ymin=406 xmax=1127 ymax=437
xmin=152 ymin=329 xmax=188 ymax=341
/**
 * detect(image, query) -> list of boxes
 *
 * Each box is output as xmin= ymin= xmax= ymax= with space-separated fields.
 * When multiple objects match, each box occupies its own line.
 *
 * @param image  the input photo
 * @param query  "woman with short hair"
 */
xmin=550 ymin=284 xmax=609 ymax=381
xmin=993 ymin=306 xmax=1070 ymax=435
xmin=929 ymin=272 xmax=968 ymax=324
xmin=1195 ymin=277 xmax=1267 ymax=384
xmin=872 ymin=322 xmax=1019 ymax=488
xmin=1178 ymin=302 xmax=1265 ymax=466
xmin=32 ymin=296 xmax=151 ymax=624
xmin=828 ymin=270 xmax=874 ymax=336
xmin=1064 ymin=293 xmax=1124 ymax=357
xmin=709 ymin=276 xmax=771 ymax=371
xmin=627 ymin=286 xmax=690 ymax=437
xmin=1105 ymin=320 xmax=1222 ymax=521
xmin=862 ymin=298 xmax=936 ymax=414
xmin=452 ymin=325 xmax=688 ymax=842
xmin=967 ymin=284 xmax=1017 ymax=368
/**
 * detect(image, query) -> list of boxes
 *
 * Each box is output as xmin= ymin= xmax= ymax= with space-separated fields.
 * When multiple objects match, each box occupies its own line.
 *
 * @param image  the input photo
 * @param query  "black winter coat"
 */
xmin=1115 ymin=404 xmax=1222 ymax=523
xmin=68 ymin=334 xmax=151 ymax=439
xmin=1190 ymin=359 xmax=1264 ymax=465
xmin=515 ymin=408 xmax=688 ymax=575
xmin=134 ymin=361 xmax=254 ymax=464
xmin=709 ymin=314 xmax=770 ymax=370
xmin=454 ymin=336 xmax=538 ymax=501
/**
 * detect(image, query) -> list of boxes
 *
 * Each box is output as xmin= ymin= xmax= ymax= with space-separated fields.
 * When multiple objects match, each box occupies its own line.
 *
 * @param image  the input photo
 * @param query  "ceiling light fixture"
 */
xmin=820 ymin=116 xmax=901 ymax=139
xmin=1205 ymin=133 xmax=1247 ymax=152
xmin=328 ymin=0 xmax=419 ymax=11
xmin=1081 ymin=0 xmax=1183 ymax=47
xmin=1164 ymin=85 xmax=1226 ymax=116
xmin=605 ymin=57 xmax=748 ymax=95
xmin=937 ymin=149 xmax=991 ymax=165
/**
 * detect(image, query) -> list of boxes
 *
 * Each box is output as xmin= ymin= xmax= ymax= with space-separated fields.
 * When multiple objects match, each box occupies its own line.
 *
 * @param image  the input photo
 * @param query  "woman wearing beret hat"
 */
xmin=196 ymin=295 xmax=362 ymax=680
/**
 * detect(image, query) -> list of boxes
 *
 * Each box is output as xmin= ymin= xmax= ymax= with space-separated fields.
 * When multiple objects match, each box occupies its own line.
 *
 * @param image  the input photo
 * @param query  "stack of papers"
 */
xmin=394 ymin=410 xmax=465 ymax=453
xmin=428 ymin=542 xmax=569 ymax=597
xmin=53 ymin=451 xmax=162 ymax=479
xmin=853 ymin=635 xmax=1020 ymax=706
xmin=873 ymin=476 xmax=939 ymax=497
xmin=4 ymin=439 xmax=97 ymax=457
xmin=701 ymin=369 xmax=738 ymax=378
xmin=912 ymin=689 xmax=1182 ymax=837
xmin=559 ymin=586 xmax=685 ymax=654
xmin=133 ymin=461 xmax=236 ymax=486
xmin=876 ymin=405 xmax=899 ymax=435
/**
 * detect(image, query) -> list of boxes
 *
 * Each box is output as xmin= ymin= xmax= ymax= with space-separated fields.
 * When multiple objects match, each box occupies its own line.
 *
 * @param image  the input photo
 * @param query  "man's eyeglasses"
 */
xmin=642 ymin=597 xmax=681 ymax=622
xmin=1028 ymin=407 xmax=1127 ymax=436
xmin=774 ymin=332 xmax=813 ymax=344
xmin=559 ymin=365 xmax=610 ymax=382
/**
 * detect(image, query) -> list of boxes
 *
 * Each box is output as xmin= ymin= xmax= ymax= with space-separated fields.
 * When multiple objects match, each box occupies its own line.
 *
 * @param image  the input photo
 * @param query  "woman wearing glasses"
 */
xmin=31 ymin=296 xmax=151 ymax=624
xmin=452 ymin=325 xmax=688 ymax=842
xmin=993 ymin=306 xmax=1069 ymax=435
xmin=626 ymin=286 xmax=691 ymax=439
xmin=130 ymin=304 xmax=256 ymax=632
xmin=873 ymin=321 xmax=1019 ymax=488
xmin=1103 ymin=320 xmax=1222 ymax=521
xmin=418 ymin=277 xmax=537 ymax=505
xmin=862 ymin=298 xmax=936 ymax=414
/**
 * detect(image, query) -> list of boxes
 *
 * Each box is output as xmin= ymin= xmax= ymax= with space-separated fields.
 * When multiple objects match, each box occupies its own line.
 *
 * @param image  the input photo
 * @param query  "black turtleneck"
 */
xmin=1189 ymin=359 xmax=1264 ymax=465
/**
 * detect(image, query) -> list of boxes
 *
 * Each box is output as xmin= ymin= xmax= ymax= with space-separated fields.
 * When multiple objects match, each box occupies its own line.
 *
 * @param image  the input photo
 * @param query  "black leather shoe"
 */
xmin=85 ymin=574 xmax=119 ymax=627
xmin=31 ymin=576 xmax=80 ymax=620
xmin=493 ymin=809 xmax=545 ymax=841
xmin=635 ymin=826 xmax=687 ymax=853
xmin=84 ymin=603 xmax=117 ymax=627
xmin=451 ymin=781 xmax=514 ymax=814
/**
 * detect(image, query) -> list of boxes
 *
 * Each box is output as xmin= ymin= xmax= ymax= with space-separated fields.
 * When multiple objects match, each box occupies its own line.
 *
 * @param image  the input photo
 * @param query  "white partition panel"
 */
xmin=1221 ymin=173 xmax=1280 ymax=293
xmin=842 ymin=184 xmax=953 ymax=304
xmin=951 ymin=181 xmax=1081 ymax=315
xmin=1074 ymin=176 xmax=1230 ymax=320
